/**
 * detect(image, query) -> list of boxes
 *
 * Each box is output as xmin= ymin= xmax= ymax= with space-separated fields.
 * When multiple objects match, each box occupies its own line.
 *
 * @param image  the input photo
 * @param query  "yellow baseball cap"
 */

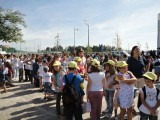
xmin=104 ymin=60 xmax=115 ymax=66
xmin=68 ymin=61 xmax=79 ymax=70
xmin=53 ymin=61 xmax=61 ymax=66
xmin=74 ymin=57 xmax=82 ymax=62
xmin=117 ymin=61 xmax=128 ymax=68
xmin=143 ymin=72 xmax=157 ymax=81
xmin=92 ymin=59 xmax=100 ymax=67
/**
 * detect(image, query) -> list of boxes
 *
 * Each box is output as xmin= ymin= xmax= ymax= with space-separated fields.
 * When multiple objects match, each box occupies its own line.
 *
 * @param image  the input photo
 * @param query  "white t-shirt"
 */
xmin=24 ymin=58 xmax=31 ymax=70
xmin=11 ymin=58 xmax=19 ymax=68
xmin=18 ymin=60 xmax=24 ymax=69
xmin=38 ymin=65 xmax=46 ymax=77
xmin=106 ymin=73 xmax=117 ymax=90
xmin=80 ymin=56 xmax=86 ymax=68
xmin=30 ymin=60 xmax=35 ymax=71
xmin=3 ymin=67 xmax=8 ymax=75
xmin=88 ymin=72 xmax=105 ymax=91
xmin=43 ymin=72 xmax=52 ymax=83
xmin=139 ymin=86 xmax=160 ymax=114
xmin=5 ymin=59 xmax=11 ymax=63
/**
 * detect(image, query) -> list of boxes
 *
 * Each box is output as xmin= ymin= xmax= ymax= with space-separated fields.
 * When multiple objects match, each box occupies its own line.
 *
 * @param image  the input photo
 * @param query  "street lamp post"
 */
xmin=84 ymin=21 xmax=90 ymax=47
xmin=54 ymin=33 xmax=60 ymax=52
xmin=74 ymin=28 xmax=78 ymax=51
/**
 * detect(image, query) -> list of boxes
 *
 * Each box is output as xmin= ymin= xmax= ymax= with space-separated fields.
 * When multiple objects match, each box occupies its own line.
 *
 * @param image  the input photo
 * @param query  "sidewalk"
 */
xmin=0 ymin=80 xmax=155 ymax=120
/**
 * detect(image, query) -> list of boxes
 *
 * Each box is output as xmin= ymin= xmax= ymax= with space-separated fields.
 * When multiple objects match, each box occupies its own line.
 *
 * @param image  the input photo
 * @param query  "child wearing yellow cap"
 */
xmin=62 ymin=61 xmax=84 ymax=120
xmin=74 ymin=57 xmax=85 ymax=77
xmin=117 ymin=61 xmax=137 ymax=120
xmin=138 ymin=72 xmax=160 ymax=120
xmin=103 ymin=60 xmax=118 ymax=118
xmin=52 ymin=61 xmax=65 ymax=118
xmin=74 ymin=57 xmax=85 ymax=103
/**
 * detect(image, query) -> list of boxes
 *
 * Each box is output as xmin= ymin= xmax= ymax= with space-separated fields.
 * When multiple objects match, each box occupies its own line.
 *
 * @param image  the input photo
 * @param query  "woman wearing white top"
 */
xmin=86 ymin=59 xmax=106 ymax=120
xmin=11 ymin=55 xmax=19 ymax=79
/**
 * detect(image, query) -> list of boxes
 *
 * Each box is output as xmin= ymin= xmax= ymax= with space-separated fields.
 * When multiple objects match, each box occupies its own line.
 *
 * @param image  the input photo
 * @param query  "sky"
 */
xmin=0 ymin=0 xmax=160 ymax=52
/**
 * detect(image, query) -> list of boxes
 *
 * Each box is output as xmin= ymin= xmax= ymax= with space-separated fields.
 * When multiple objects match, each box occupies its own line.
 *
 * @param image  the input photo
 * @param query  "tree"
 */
xmin=0 ymin=7 xmax=26 ymax=43
xmin=86 ymin=46 xmax=92 ymax=53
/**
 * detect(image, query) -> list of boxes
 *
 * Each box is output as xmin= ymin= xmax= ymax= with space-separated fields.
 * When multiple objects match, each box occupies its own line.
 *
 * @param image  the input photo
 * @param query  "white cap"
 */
xmin=158 ymin=13 xmax=160 ymax=20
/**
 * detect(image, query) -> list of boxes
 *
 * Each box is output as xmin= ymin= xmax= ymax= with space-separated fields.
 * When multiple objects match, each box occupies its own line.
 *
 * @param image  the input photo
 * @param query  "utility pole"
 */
xmin=54 ymin=33 xmax=60 ymax=52
xmin=145 ymin=43 xmax=149 ymax=51
xmin=115 ymin=32 xmax=121 ymax=51
xmin=74 ymin=28 xmax=78 ymax=51
xmin=84 ymin=20 xmax=90 ymax=47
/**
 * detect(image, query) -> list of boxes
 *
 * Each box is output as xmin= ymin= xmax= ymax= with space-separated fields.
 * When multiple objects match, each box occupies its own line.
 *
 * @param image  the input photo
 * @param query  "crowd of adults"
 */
xmin=0 ymin=46 xmax=160 ymax=120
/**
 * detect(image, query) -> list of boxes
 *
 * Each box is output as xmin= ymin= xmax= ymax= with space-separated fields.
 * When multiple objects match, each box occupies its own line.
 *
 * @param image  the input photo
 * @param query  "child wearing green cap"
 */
xmin=139 ymin=72 xmax=160 ymax=120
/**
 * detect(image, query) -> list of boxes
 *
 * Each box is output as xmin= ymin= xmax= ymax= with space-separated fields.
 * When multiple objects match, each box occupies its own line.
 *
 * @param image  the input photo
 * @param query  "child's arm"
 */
xmin=102 ymin=76 xmax=106 ymax=96
xmin=86 ymin=76 xmax=92 ymax=101
xmin=52 ymin=76 xmax=57 ymax=88
xmin=140 ymin=90 xmax=157 ymax=115
xmin=118 ymin=75 xmax=136 ymax=83
xmin=153 ymin=99 xmax=160 ymax=110
xmin=118 ymin=71 xmax=137 ymax=84
xmin=102 ymin=76 xmax=106 ymax=91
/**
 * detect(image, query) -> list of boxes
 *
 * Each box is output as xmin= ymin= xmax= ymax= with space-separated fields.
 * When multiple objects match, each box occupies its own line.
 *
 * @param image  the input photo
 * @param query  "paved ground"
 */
xmin=0 ymin=80 xmax=160 ymax=120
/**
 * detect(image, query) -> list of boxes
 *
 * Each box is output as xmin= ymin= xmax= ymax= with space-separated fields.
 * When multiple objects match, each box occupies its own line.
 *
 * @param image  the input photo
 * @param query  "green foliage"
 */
xmin=0 ymin=45 xmax=17 ymax=52
xmin=45 ymin=44 xmax=115 ymax=53
xmin=46 ymin=45 xmax=64 ymax=52
xmin=0 ymin=7 xmax=26 ymax=43
xmin=86 ymin=46 xmax=92 ymax=53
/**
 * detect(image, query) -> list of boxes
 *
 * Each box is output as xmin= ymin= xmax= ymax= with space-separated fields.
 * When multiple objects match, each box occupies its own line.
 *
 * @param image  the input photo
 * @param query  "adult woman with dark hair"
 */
xmin=86 ymin=59 xmax=106 ymax=120
xmin=127 ymin=46 xmax=150 ymax=88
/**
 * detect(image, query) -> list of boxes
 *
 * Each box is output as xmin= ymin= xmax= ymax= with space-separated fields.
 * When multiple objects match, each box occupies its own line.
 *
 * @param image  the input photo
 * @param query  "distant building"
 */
xmin=157 ymin=13 xmax=160 ymax=55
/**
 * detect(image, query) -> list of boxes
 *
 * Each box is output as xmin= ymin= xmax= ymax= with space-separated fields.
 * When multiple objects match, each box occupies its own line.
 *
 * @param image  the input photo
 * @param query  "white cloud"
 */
xmin=92 ymin=4 xmax=160 ymax=50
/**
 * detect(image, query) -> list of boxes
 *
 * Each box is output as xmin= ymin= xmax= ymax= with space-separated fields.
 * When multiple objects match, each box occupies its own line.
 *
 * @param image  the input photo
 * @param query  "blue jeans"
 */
xmin=140 ymin=111 xmax=157 ymax=120
xmin=105 ymin=89 xmax=115 ymax=114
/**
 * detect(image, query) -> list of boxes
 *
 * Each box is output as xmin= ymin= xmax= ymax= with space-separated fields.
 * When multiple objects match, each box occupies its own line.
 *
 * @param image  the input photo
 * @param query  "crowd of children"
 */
xmin=0 ymin=47 xmax=160 ymax=120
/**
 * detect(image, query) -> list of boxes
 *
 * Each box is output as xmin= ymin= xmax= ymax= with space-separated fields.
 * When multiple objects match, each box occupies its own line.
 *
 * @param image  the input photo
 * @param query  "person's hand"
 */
xmin=59 ymin=88 xmax=63 ymax=92
xmin=117 ymin=75 xmax=125 ymax=80
xmin=84 ymin=73 xmax=88 ymax=81
xmin=150 ymin=109 xmax=157 ymax=116
xmin=126 ymin=82 xmax=133 ymax=85
xmin=108 ymin=84 xmax=113 ymax=89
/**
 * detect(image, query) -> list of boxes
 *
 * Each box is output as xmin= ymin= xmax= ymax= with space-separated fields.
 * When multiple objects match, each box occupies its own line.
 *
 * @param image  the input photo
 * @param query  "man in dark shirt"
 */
xmin=32 ymin=58 xmax=39 ymax=87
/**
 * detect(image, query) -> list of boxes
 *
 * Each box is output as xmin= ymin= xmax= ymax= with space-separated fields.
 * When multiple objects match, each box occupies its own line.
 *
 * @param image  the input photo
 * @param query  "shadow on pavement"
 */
xmin=1 ymin=89 xmax=38 ymax=99
xmin=8 ymin=102 xmax=55 ymax=120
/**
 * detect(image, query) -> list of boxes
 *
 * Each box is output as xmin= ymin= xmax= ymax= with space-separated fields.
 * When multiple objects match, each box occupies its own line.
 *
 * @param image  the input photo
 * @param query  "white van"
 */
xmin=110 ymin=50 xmax=130 ymax=57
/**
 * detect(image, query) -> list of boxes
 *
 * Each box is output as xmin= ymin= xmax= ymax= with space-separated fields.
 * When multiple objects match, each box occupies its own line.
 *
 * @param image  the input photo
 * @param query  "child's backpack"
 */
xmin=62 ymin=75 xmax=80 ymax=105
xmin=137 ymin=86 xmax=160 ymax=109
